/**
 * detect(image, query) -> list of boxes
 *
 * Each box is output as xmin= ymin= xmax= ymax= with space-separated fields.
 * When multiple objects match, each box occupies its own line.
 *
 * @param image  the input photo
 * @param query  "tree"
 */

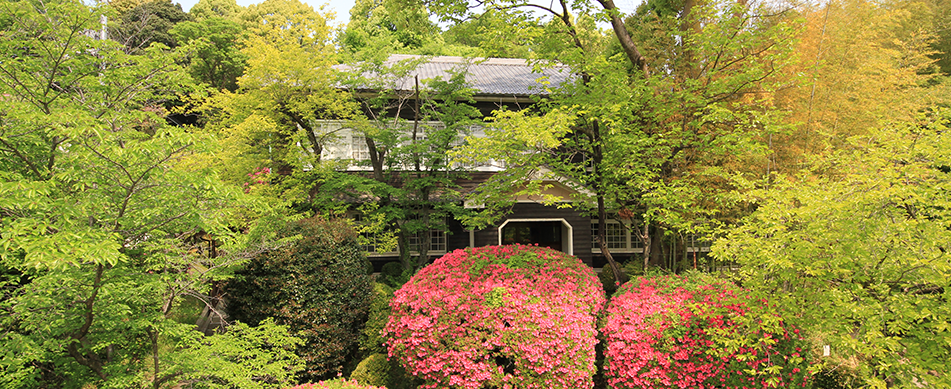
xmin=0 ymin=1 xmax=298 ymax=387
xmin=171 ymin=17 xmax=248 ymax=92
xmin=441 ymin=8 xmax=543 ymax=59
xmin=770 ymin=0 xmax=947 ymax=174
xmin=449 ymin=0 xmax=800 ymax=277
xmin=308 ymin=56 xmax=480 ymax=272
xmin=338 ymin=0 xmax=480 ymax=58
xmin=197 ymin=0 xmax=356 ymax=185
xmin=111 ymin=0 xmax=192 ymax=54
xmin=713 ymin=110 xmax=951 ymax=388
xmin=340 ymin=0 xmax=433 ymax=53
xmin=188 ymin=0 xmax=241 ymax=21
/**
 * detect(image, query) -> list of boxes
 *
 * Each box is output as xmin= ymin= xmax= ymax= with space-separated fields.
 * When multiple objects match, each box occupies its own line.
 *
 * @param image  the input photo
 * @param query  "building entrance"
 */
xmin=500 ymin=221 xmax=563 ymax=252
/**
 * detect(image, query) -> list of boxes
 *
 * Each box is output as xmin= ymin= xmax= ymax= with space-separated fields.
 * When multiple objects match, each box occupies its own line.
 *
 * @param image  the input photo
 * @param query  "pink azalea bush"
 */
xmin=383 ymin=244 xmax=605 ymax=389
xmin=602 ymin=275 xmax=810 ymax=389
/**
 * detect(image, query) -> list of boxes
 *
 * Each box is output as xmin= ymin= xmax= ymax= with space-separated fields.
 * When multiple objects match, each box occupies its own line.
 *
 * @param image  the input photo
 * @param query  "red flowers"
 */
xmin=384 ymin=245 xmax=604 ymax=389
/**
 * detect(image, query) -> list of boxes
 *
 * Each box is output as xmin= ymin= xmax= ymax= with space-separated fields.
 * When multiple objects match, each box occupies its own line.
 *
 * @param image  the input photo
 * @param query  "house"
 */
xmin=318 ymin=54 xmax=708 ymax=269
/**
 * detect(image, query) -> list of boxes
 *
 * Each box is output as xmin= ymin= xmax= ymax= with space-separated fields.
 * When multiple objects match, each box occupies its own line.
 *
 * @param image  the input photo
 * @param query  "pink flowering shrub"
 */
xmin=243 ymin=167 xmax=271 ymax=193
xmin=602 ymin=275 xmax=810 ymax=389
xmin=383 ymin=244 xmax=605 ymax=389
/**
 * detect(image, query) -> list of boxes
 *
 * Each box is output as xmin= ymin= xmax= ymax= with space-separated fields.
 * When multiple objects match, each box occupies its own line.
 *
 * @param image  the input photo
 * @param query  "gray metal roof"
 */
xmin=338 ymin=54 xmax=572 ymax=98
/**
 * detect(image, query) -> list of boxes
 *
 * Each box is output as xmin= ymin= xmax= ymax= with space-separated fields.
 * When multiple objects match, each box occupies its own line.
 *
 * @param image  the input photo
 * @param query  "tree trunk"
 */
xmin=597 ymin=196 xmax=627 ymax=285
xmin=597 ymin=0 xmax=649 ymax=75
xmin=638 ymin=221 xmax=651 ymax=272
xmin=417 ymin=212 xmax=431 ymax=273
xmin=591 ymin=121 xmax=627 ymax=285
xmin=366 ymin=137 xmax=386 ymax=182
xmin=66 ymin=264 xmax=107 ymax=381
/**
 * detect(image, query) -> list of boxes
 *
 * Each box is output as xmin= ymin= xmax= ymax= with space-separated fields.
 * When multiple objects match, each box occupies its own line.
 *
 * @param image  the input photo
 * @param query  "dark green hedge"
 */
xmin=226 ymin=217 xmax=373 ymax=382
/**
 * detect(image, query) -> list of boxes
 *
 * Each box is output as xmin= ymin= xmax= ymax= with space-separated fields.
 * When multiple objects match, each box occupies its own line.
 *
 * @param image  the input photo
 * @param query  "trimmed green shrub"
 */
xmin=384 ymin=244 xmax=605 ymax=389
xmin=349 ymin=353 xmax=413 ymax=389
xmin=380 ymin=262 xmax=402 ymax=278
xmin=358 ymin=282 xmax=394 ymax=356
xmin=350 ymin=354 xmax=389 ymax=387
xmin=227 ymin=217 xmax=373 ymax=382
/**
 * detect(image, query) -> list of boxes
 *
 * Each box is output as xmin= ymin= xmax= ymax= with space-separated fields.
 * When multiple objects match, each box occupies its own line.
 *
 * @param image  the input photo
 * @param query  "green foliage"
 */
xmin=111 ymin=0 xmax=192 ymax=54
xmin=598 ymin=260 xmax=644 ymax=294
xmin=441 ymin=9 xmax=542 ymax=58
xmin=0 ymin=1 xmax=295 ymax=388
xmin=379 ymin=262 xmax=408 ymax=288
xmin=194 ymin=0 xmax=357 ymax=186
xmin=714 ymin=111 xmax=951 ymax=387
xmin=349 ymin=353 xmax=413 ymax=389
xmin=468 ymin=245 xmax=546 ymax=276
xmin=483 ymin=286 xmax=509 ymax=308
xmin=288 ymin=378 xmax=386 ymax=389
xmin=177 ymin=319 xmax=304 ymax=388
xmin=349 ymin=354 xmax=389 ymax=387
xmin=341 ymin=0 xmax=433 ymax=52
xmin=189 ymin=0 xmax=241 ymax=21
xmin=447 ymin=0 xmax=800 ymax=272
xmin=339 ymin=0 xmax=480 ymax=58
xmin=358 ymin=282 xmax=394 ymax=356
xmin=315 ymin=56 xmax=480 ymax=271
xmin=171 ymin=17 xmax=248 ymax=92
xmin=226 ymin=217 xmax=373 ymax=382
xmin=812 ymin=368 xmax=858 ymax=389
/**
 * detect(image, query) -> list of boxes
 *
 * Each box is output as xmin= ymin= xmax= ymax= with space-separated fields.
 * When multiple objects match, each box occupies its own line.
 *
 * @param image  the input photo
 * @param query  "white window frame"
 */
xmin=591 ymin=217 xmax=644 ymax=254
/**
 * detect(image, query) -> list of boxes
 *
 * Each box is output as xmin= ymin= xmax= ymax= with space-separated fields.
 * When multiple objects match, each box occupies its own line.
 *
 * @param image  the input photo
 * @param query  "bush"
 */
xmin=359 ymin=282 xmax=395 ymax=356
xmin=349 ymin=353 xmax=414 ymax=389
xmin=601 ymin=274 xmax=810 ymax=389
xmin=349 ymin=354 xmax=389 ymax=387
xmin=227 ymin=217 xmax=373 ymax=382
xmin=286 ymin=378 xmax=385 ymax=389
xmin=384 ymin=244 xmax=605 ymax=389
xmin=598 ymin=267 xmax=620 ymax=295
xmin=379 ymin=261 xmax=409 ymax=288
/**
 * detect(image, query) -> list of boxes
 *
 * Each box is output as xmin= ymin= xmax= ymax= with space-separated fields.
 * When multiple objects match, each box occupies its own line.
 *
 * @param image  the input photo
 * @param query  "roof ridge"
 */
xmin=386 ymin=54 xmax=566 ymax=68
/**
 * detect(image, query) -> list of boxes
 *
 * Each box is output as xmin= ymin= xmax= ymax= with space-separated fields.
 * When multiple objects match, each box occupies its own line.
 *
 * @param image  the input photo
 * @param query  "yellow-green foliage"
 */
xmin=350 ymin=354 xmax=389 ymax=387
xmin=350 ymin=353 xmax=412 ymax=389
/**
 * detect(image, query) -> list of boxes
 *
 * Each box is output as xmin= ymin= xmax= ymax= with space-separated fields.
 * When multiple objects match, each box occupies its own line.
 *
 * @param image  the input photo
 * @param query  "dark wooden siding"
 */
xmin=466 ymin=202 xmax=593 ymax=266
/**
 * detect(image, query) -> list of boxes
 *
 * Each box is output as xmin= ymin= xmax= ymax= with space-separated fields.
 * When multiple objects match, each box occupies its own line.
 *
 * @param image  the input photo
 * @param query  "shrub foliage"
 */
xmin=384 ymin=244 xmax=605 ymax=389
xmin=602 ymin=275 xmax=809 ymax=389
xmin=359 ymin=282 xmax=395 ymax=356
xmin=287 ymin=378 xmax=385 ymax=389
xmin=227 ymin=217 xmax=373 ymax=381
